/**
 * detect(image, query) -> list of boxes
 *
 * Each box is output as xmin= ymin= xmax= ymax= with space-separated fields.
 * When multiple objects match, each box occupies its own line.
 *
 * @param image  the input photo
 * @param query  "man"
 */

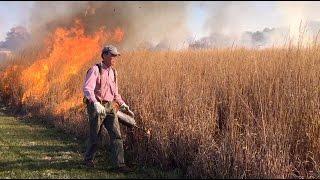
xmin=83 ymin=45 xmax=133 ymax=173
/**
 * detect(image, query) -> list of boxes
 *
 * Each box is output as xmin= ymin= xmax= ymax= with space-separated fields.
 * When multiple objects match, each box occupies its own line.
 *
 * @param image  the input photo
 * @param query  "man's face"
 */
xmin=103 ymin=52 xmax=118 ymax=66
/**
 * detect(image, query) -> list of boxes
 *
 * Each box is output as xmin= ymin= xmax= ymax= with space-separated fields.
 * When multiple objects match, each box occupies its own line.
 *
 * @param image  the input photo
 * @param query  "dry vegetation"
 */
xmin=1 ymin=44 xmax=320 ymax=178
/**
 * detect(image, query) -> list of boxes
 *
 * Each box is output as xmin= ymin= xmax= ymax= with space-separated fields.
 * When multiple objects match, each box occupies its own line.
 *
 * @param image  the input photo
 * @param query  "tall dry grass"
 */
xmin=0 ymin=45 xmax=320 ymax=178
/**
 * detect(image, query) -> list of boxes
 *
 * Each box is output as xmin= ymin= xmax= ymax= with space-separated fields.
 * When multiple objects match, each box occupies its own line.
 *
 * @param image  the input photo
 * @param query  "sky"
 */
xmin=1 ymin=1 xmax=320 ymax=42
xmin=0 ymin=1 xmax=34 ymax=40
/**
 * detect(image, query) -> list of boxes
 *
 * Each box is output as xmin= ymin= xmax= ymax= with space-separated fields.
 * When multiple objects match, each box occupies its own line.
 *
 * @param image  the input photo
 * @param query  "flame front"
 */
xmin=16 ymin=20 xmax=124 ymax=114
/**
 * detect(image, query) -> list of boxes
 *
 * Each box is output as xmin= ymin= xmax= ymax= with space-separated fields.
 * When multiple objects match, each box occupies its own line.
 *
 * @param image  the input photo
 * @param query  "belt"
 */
xmin=84 ymin=97 xmax=113 ymax=105
xmin=101 ymin=100 xmax=113 ymax=105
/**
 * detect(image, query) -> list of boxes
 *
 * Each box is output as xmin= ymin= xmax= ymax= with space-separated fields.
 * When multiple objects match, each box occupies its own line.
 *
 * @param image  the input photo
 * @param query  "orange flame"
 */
xmin=0 ymin=65 xmax=21 ymax=94
xmin=15 ymin=19 xmax=125 ymax=114
xmin=113 ymin=27 xmax=124 ymax=42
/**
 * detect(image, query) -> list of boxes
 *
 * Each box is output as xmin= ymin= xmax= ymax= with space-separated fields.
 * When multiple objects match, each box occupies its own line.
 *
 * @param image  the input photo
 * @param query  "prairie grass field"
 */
xmin=1 ymin=32 xmax=320 ymax=178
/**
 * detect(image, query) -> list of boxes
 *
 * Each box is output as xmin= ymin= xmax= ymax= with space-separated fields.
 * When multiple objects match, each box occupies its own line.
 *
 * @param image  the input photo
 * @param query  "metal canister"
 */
xmin=117 ymin=110 xmax=137 ymax=128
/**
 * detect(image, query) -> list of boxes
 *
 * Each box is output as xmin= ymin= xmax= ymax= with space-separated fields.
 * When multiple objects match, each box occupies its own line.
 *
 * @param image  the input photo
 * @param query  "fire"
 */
xmin=0 ymin=65 xmax=21 ymax=93
xmin=16 ymin=19 xmax=124 ymax=114
xmin=113 ymin=27 xmax=124 ymax=42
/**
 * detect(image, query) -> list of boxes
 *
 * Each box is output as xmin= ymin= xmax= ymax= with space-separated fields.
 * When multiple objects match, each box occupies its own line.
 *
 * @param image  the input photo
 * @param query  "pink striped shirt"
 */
xmin=83 ymin=62 xmax=125 ymax=105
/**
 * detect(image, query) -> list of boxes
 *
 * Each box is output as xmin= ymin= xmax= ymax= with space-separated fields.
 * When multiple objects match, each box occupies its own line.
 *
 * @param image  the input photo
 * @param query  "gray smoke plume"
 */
xmin=28 ymin=1 xmax=190 ymax=51
xmin=188 ymin=33 xmax=234 ymax=49
xmin=7 ymin=1 xmax=320 ymax=52
xmin=188 ymin=20 xmax=320 ymax=50
xmin=0 ymin=26 xmax=31 ymax=51
xmin=0 ymin=49 xmax=12 ymax=61
xmin=0 ymin=26 xmax=31 ymax=60
xmin=194 ymin=1 xmax=320 ymax=49
xmin=240 ymin=27 xmax=290 ymax=48
xmin=189 ymin=27 xmax=290 ymax=49
xmin=200 ymin=1 xmax=257 ymax=38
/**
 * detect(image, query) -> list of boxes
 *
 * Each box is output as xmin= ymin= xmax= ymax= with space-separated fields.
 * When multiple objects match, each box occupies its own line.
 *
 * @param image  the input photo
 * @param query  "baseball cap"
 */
xmin=101 ymin=45 xmax=121 ymax=56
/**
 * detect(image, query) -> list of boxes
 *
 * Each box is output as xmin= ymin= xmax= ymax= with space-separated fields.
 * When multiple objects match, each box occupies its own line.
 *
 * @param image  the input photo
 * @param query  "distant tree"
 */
xmin=0 ymin=26 xmax=31 ymax=51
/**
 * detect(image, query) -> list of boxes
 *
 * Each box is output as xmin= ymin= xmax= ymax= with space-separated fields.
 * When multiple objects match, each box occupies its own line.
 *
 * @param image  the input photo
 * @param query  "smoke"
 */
xmin=240 ymin=27 xmax=290 ymax=48
xmin=28 ymin=2 xmax=87 ymax=41
xmin=0 ymin=50 xmax=12 ymax=61
xmin=28 ymin=1 xmax=190 ymax=51
xmin=276 ymin=2 xmax=320 ymax=44
xmin=188 ymin=27 xmax=290 ymax=49
xmin=199 ymin=2 xmax=261 ymax=38
xmin=277 ymin=2 xmax=320 ymax=37
xmin=4 ymin=1 xmax=320 ymax=52
xmin=188 ymin=2 xmax=285 ymax=49
xmin=189 ymin=33 xmax=234 ymax=49
xmin=0 ymin=26 xmax=31 ymax=60
xmin=187 ymin=1 xmax=320 ymax=49
xmin=0 ymin=26 xmax=31 ymax=51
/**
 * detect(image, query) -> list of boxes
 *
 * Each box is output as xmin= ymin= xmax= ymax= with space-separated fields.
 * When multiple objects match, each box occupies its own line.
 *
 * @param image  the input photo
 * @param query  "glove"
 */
xmin=120 ymin=103 xmax=130 ymax=111
xmin=121 ymin=103 xmax=134 ymax=117
xmin=94 ymin=102 xmax=106 ymax=115
xmin=120 ymin=103 xmax=134 ymax=117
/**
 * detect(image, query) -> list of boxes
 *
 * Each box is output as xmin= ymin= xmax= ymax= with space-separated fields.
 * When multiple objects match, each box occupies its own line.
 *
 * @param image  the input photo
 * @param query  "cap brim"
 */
xmin=111 ymin=53 xmax=121 ymax=56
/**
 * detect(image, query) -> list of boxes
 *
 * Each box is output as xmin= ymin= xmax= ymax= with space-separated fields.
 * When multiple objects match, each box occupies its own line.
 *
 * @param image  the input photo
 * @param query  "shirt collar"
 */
xmin=101 ymin=61 xmax=112 ymax=70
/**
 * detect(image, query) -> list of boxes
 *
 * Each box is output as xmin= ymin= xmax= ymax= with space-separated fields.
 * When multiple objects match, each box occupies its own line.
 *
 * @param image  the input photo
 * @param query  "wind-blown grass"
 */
xmin=0 ymin=45 xmax=319 ymax=178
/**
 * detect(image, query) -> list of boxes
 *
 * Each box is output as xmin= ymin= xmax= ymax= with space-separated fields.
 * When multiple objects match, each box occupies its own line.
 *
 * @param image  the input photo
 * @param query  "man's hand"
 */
xmin=120 ymin=103 xmax=134 ymax=117
xmin=94 ymin=102 xmax=106 ymax=115
xmin=120 ymin=103 xmax=130 ymax=111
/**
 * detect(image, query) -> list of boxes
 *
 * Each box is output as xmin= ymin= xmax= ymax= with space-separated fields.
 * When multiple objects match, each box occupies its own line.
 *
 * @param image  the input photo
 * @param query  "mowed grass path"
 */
xmin=0 ymin=106 xmax=181 ymax=179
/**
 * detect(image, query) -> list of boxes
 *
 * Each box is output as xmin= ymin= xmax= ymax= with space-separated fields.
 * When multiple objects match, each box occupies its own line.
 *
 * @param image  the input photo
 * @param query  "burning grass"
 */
xmin=0 ymin=22 xmax=319 ymax=178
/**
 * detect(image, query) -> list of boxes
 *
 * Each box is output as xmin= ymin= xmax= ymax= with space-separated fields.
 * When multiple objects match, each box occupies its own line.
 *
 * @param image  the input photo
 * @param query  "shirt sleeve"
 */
xmin=113 ymin=70 xmax=125 ymax=105
xmin=83 ymin=66 xmax=99 ymax=103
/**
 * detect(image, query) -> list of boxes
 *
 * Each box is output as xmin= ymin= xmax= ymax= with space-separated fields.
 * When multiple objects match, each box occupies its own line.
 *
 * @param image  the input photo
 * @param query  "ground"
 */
xmin=0 ymin=105 xmax=181 ymax=179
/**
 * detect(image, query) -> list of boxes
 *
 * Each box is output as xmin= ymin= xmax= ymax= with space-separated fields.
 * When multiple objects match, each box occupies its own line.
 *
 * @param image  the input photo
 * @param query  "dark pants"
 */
xmin=84 ymin=101 xmax=125 ymax=167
